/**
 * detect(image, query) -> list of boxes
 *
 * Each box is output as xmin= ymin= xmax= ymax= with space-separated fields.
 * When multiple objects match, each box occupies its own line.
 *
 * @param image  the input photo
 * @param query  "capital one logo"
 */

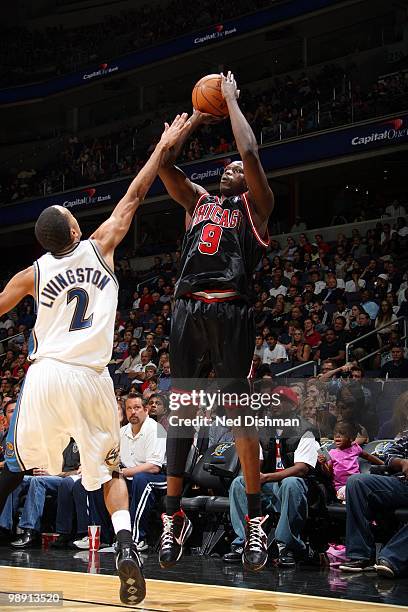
xmin=351 ymin=117 xmax=407 ymax=146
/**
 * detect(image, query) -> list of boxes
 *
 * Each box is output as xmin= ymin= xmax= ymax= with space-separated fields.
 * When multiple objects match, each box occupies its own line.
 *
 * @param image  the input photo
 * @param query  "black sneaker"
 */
xmin=242 ymin=515 xmax=268 ymax=572
xmin=223 ymin=543 xmax=244 ymax=563
xmin=11 ymin=528 xmax=40 ymax=549
xmin=49 ymin=534 xmax=73 ymax=549
xmin=339 ymin=559 xmax=376 ymax=572
xmin=116 ymin=541 xmax=146 ymax=605
xmin=278 ymin=547 xmax=296 ymax=568
xmin=159 ymin=509 xmax=192 ymax=569
xmin=375 ymin=558 xmax=396 ymax=578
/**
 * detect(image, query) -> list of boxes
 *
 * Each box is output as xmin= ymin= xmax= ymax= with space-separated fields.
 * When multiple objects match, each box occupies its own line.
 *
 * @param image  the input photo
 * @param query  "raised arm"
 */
xmin=221 ymin=72 xmax=274 ymax=233
xmin=158 ymin=110 xmax=212 ymax=215
xmin=0 ymin=267 xmax=35 ymax=317
xmin=90 ymin=114 xmax=190 ymax=265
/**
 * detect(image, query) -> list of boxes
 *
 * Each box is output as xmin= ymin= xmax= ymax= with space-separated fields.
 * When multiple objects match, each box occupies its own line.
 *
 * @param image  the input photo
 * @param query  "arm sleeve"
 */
xmin=144 ymin=425 xmax=167 ymax=467
xmin=383 ymin=437 xmax=408 ymax=467
xmin=294 ymin=433 xmax=319 ymax=468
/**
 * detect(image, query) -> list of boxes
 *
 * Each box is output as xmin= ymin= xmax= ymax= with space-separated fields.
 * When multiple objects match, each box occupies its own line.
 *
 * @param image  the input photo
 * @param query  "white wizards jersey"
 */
xmin=30 ymin=240 xmax=118 ymax=371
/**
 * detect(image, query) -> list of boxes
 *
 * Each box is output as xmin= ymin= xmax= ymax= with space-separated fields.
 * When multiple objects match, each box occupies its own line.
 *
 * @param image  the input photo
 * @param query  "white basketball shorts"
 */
xmin=6 ymin=358 xmax=120 ymax=491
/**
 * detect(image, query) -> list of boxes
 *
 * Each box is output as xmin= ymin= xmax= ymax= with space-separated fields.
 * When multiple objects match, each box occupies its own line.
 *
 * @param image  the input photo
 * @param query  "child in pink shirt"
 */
xmin=319 ymin=422 xmax=383 ymax=501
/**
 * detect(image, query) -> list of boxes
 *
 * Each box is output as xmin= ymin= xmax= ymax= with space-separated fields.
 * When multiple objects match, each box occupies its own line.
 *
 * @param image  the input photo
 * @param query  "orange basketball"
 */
xmin=192 ymin=74 xmax=229 ymax=117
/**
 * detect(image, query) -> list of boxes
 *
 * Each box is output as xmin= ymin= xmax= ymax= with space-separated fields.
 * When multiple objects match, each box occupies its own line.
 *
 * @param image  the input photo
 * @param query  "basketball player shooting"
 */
xmin=0 ymin=114 xmax=189 ymax=605
xmin=158 ymin=72 xmax=274 ymax=571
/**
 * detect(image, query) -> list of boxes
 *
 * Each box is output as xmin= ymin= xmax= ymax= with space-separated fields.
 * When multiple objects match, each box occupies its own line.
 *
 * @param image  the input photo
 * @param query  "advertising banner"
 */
xmin=2 ymin=112 xmax=407 ymax=227
xmin=0 ymin=0 xmax=342 ymax=105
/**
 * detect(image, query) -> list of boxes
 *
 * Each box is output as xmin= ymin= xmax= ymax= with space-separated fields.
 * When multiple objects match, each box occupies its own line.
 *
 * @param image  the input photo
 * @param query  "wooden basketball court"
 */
xmin=0 ymin=565 xmax=405 ymax=611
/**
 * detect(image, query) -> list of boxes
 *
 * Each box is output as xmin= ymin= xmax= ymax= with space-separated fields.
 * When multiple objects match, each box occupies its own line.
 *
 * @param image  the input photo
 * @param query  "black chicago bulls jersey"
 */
xmin=175 ymin=192 xmax=269 ymax=301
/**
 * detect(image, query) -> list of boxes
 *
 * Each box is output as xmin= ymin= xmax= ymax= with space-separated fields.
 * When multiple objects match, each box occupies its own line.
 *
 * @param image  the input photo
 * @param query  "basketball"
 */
xmin=192 ymin=74 xmax=229 ymax=117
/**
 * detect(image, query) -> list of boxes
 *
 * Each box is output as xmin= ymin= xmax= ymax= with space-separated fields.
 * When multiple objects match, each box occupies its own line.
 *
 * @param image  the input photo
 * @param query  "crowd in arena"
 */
xmin=2 ymin=64 xmax=407 ymax=207
xmin=0 ymin=0 xmax=277 ymax=86
xmin=0 ymin=206 xmax=408 ymax=568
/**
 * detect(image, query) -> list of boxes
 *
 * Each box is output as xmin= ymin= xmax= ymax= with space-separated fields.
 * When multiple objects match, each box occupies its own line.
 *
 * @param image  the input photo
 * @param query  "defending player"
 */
xmin=158 ymin=72 xmax=274 ymax=571
xmin=0 ymin=114 xmax=189 ymax=605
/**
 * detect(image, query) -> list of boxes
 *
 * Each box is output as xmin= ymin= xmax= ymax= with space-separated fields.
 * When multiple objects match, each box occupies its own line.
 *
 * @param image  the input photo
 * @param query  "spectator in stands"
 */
xmin=380 ymin=347 xmax=408 ymax=379
xmin=332 ymin=298 xmax=351 ymax=329
xmin=269 ymin=271 xmax=288 ymax=298
xmin=138 ymin=304 xmax=156 ymax=332
xmin=10 ymin=439 xmax=80 ymax=548
xmin=114 ymin=342 xmax=140 ymax=389
xmin=319 ymin=421 xmax=382 ymax=502
xmin=339 ymin=435 xmax=408 ymax=576
xmin=282 ymin=237 xmax=298 ymax=261
xmin=129 ymin=350 xmax=155 ymax=384
xmin=320 ymin=277 xmax=344 ymax=304
xmin=268 ymin=302 xmax=286 ymax=333
xmin=147 ymin=394 xmax=170 ymax=431
xmin=139 ymin=333 xmax=158 ymax=362
xmin=158 ymin=361 xmax=171 ymax=393
xmin=225 ymin=386 xmax=321 ymax=567
xmin=360 ymin=259 xmax=379 ymax=289
xmin=287 ymin=330 xmax=311 ymax=365
xmin=303 ymin=318 xmax=321 ymax=350
xmin=335 ymin=397 xmax=368 ymax=446
xmin=375 ymin=300 xmax=398 ymax=343
xmin=348 ymin=304 xmax=365 ymax=330
xmin=380 ymin=331 xmax=407 ymax=367
xmin=360 ymin=289 xmax=380 ymax=320
xmin=263 ymin=333 xmax=287 ymax=365
xmin=333 ymin=316 xmax=350 ymax=345
xmin=309 ymin=271 xmax=326 ymax=295
xmin=397 ymin=217 xmax=408 ymax=238
xmin=315 ymin=328 xmax=346 ymax=365
xmin=254 ymin=301 xmax=270 ymax=333
xmin=378 ymin=391 xmax=408 ymax=439
xmin=349 ymin=311 xmax=378 ymax=363
xmin=119 ymin=393 xmax=166 ymax=552
xmin=386 ymin=261 xmax=403 ymax=294
xmin=254 ymin=334 xmax=266 ymax=361
xmin=315 ymin=234 xmax=331 ymax=255
xmin=345 ymin=269 xmax=366 ymax=294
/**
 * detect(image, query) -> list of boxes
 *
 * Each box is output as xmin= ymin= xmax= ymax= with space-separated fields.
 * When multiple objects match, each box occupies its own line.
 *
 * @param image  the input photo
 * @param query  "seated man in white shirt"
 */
xmin=225 ymin=387 xmax=322 ymax=568
xmin=263 ymin=333 xmax=287 ymax=364
xmin=130 ymin=351 xmax=156 ymax=385
xmin=119 ymin=393 xmax=167 ymax=552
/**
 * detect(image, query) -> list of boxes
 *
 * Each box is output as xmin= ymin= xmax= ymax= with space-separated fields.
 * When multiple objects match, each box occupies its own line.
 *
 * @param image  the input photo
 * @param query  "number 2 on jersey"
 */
xmin=198 ymin=223 xmax=223 ymax=255
xmin=67 ymin=288 xmax=94 ymax=331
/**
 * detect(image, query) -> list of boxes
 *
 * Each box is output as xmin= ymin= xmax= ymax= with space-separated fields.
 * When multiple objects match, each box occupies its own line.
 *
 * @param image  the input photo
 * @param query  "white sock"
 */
xmin=111 ymin=510 xmax=131 ymax=534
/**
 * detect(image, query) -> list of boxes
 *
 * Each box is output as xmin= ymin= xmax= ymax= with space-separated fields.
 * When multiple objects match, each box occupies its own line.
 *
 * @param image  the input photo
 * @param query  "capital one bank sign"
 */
xmin=351 ymin=118 xmax=408 ymax=147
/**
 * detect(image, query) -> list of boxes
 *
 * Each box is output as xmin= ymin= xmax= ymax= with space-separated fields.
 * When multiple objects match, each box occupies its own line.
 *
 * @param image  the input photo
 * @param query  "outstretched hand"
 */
xmin=220 ymin=71 xmax=240 ymax=101
xmin=192 ymin=108 xmax=225 ymax=125
xmin=160 ymin=113 xmax=191 ymax=149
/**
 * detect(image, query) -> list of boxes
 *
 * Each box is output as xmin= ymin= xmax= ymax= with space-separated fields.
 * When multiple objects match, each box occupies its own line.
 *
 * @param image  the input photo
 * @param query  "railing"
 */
xmin=346 ymin=316 xmax=407 ymax=365
xmin=0 ymin=331 xmax=28 ymax=359
xmin=6 ymin=87 xmax=408 ymax=204
xmin=260 ymin=90 xmax=408 ymax=146
xmin=275 ymin=360 xmax=317 ymax=378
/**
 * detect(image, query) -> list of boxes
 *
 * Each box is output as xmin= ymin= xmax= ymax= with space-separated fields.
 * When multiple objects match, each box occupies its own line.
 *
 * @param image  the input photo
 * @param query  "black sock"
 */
xmin=247 ymin=493 xmax=261 ymax=519
xmin=166 ymin=495 xmax=181 ymax=516
xmin=116 ymin=529 xmax=132 ymax=547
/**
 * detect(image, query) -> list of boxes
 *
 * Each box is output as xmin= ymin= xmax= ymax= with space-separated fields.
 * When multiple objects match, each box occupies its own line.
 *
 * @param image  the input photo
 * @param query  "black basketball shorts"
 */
xmin=170 ymin=297 xmax=255 ymax=380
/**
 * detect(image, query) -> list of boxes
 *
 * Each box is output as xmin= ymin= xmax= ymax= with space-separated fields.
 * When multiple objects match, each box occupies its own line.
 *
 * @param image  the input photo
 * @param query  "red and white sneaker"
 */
xmin=159 ymin=509 xmax=193 ymax=568
xmin=243 ymin=515 xmax=268 ymax=571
